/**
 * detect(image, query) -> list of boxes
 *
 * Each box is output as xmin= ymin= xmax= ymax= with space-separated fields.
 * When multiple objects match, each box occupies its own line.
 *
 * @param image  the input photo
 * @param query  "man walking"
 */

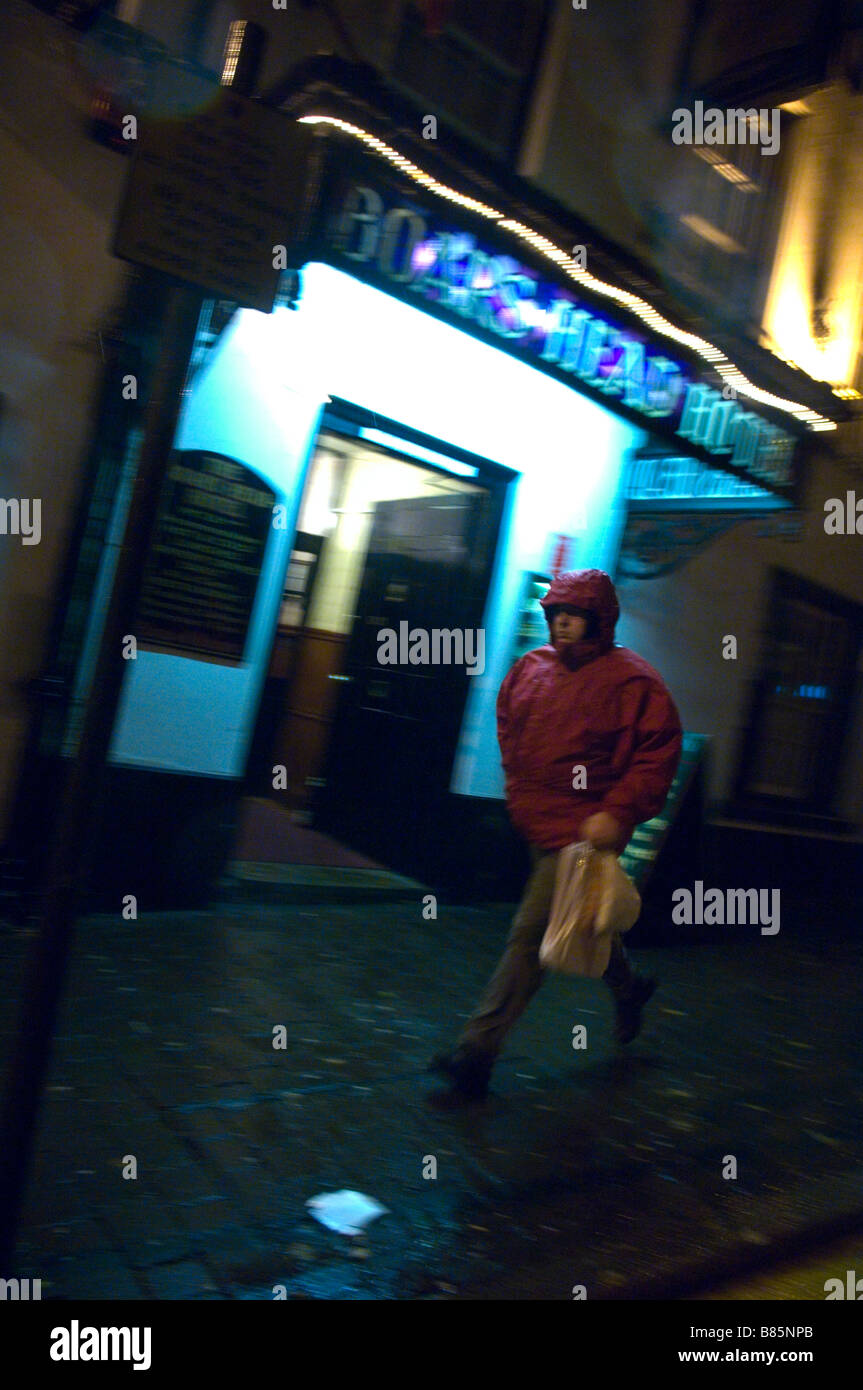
xmin=430 ymin=569 xmax=682 ymax=1100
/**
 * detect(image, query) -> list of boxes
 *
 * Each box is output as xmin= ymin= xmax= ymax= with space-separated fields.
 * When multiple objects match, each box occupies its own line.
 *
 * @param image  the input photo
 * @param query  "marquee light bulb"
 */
xmin=297 ymin=114 xmax=835 ymax=431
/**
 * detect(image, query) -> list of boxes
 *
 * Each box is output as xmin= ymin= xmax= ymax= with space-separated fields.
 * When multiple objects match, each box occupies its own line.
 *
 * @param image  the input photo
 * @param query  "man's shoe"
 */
xmin=614 ymin=976 xmax=657 ymax=1045
xmin=428 ymin=1048 xmax=492 ymax=1099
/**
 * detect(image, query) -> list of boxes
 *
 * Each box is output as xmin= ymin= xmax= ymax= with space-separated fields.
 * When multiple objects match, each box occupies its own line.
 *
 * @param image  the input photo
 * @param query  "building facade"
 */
xmin=2 ymin=0 xmax=861 ymax=909
xmin=521 ymin=0 xmax=863 ymax=837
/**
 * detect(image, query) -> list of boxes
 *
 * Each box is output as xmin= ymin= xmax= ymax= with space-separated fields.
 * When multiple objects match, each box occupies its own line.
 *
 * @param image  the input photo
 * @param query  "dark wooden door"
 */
xmin=313 ymin=490 xmax=500 ymax=880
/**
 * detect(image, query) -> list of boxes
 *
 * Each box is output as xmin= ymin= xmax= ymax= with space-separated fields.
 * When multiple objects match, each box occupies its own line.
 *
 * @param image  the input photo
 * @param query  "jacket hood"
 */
xmin=540 ymin=569 xmax=619 ymax=668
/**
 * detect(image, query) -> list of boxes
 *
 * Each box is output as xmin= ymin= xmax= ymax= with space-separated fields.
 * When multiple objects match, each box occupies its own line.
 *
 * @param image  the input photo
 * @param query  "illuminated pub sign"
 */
xmin=626 ymin=453 xmax=784 ymax=505
xmin=317 ymin=176 xmax=799 ymax=498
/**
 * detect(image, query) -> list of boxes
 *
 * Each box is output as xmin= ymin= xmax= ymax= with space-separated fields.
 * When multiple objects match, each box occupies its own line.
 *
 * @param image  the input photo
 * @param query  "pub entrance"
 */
xmin=244 ymin=411 xmax=506 ymax=884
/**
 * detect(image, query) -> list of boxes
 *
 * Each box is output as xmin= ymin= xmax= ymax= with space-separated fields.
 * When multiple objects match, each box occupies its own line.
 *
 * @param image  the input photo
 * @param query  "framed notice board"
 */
xmin=136 ymin=450 xmax=276 ymax=663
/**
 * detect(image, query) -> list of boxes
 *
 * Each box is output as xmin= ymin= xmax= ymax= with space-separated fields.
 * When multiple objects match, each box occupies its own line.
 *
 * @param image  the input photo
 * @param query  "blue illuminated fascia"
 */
xmin=301 ymin=149 xmax=803 ymax=502
xmin=625 ymin=454 xmax=787 ymax=510
xmin=626 ymin=497 xmax=786 ymax=512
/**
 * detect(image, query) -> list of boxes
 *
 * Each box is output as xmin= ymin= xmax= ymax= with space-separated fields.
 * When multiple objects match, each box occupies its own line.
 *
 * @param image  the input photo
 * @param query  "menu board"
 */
xmin=137 ymin=451 xmax=276 ymax=662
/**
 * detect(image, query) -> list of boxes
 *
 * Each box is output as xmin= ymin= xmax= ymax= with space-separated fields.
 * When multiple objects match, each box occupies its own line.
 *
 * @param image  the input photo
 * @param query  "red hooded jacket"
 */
xmin=497 ymin=570 xmax=682 ymax=852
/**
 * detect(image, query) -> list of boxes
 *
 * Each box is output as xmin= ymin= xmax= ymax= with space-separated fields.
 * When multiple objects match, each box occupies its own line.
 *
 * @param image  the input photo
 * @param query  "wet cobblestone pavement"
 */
xmin=1 ymin=898 xmax=862 ymax=1300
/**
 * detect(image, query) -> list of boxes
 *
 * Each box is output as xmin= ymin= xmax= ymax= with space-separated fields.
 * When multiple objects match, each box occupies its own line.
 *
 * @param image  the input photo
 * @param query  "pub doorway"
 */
xmin=243 ymin=408 xmax=506 ymax=883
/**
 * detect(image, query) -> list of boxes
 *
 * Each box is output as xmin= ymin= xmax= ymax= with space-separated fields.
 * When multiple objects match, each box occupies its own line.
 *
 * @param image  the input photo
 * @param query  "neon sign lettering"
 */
xmin=331 ymin=185 xmax=796 ymax=488
xmin=627 ymin=455 xmax=778 ymax=501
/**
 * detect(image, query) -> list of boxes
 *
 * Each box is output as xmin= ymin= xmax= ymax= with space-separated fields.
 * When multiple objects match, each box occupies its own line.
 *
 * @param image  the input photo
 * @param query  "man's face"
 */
xmin=551 ymin=606 xmax=589 ymax=647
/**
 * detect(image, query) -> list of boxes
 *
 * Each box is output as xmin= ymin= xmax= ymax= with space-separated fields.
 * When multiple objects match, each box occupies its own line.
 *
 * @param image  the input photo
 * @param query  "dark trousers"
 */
xmin=457 ymin=846 xmax=637 ymax=1059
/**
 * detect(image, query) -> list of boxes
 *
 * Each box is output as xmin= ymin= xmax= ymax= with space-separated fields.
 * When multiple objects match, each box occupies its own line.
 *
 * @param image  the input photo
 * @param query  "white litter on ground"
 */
xmin=306 ymin=1190 xmax=389 ymax=1236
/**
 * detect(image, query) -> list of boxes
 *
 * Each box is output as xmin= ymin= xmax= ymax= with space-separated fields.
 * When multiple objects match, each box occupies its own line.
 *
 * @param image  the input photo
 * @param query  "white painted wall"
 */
xmin=109 ymin=262 xmax=641 ymax=788
xmin=109 ymin=307 xmax=327 ymax=774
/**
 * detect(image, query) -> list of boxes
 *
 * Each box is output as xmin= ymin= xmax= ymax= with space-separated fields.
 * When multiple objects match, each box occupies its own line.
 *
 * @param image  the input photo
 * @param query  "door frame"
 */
xmin=244 ymin=395 xmax=516 ymax=806
xmin=318 ymin=396 xmax=518 ymax=493
xmin=252 ymin=398 xmax=514 ymax=871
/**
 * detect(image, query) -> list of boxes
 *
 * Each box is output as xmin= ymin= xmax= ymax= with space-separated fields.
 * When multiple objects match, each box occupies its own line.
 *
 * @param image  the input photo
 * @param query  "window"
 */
xmin=733 ymin=570 xmax=863 ymax=819
xmin=651 ymin=113 xmax=795 ymax=332
xmin=660 ymin=0 xmax=836 ymax=329
xmin=386 ymin=0 xmax=552 ymax=158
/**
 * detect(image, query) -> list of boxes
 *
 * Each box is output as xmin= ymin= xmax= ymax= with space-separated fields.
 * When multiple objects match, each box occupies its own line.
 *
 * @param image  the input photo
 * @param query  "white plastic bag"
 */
xmin=306 ymin=1190 xmax=389 ymax=1235
xmin=540 ymin=841 xmax=641 ymax=978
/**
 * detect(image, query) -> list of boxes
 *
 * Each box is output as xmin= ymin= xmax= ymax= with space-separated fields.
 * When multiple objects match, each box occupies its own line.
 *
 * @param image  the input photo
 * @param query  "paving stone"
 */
xmin=93 ymin=1194 xmax=193 ymax=1269
xmin=12 ymin=1216 xmax=112 ymax=1261
xmin=139 ymin=1259 xmax=222 ymax=1300
xmin=47 ymin=1251 xmax=149 ymax=1300
xmin=2 ymin=899 xmax=862 ymax=1300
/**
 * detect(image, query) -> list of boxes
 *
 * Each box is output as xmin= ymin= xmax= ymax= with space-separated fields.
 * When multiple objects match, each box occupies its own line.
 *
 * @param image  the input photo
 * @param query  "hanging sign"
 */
xmin=114 ymin=88 xmax=311 ymax=311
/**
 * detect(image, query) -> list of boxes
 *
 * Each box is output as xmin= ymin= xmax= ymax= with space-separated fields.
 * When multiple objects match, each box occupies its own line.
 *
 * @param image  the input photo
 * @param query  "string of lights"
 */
xmin=298 ymin=113 xmax=837 ymax=433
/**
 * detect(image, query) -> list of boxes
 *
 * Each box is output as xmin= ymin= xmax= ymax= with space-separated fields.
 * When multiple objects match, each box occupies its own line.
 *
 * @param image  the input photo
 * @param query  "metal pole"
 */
xmin=0 ymin=21 xmax=267 ymax=1277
